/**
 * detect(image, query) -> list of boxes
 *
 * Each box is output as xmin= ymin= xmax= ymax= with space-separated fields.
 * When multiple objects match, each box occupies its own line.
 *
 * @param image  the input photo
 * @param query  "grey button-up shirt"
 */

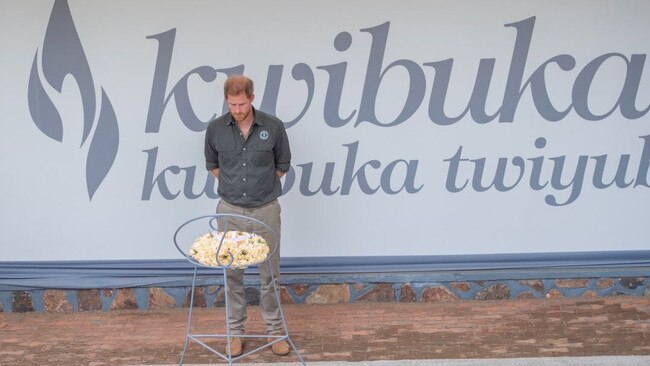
xmin=204 ymin=108 xmax=291 ymax=207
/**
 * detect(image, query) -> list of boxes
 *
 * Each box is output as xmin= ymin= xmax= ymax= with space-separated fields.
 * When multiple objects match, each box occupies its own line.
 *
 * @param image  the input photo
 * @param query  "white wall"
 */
xmin=1 ymin=0 xmax=649 ymax=261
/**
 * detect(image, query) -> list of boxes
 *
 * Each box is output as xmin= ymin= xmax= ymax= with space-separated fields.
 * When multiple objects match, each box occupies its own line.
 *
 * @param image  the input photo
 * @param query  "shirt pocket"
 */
xmin=218 ymin=144 xmax=239 ymax=170
xmin=251 ymin=143 xmax=274 ymax=167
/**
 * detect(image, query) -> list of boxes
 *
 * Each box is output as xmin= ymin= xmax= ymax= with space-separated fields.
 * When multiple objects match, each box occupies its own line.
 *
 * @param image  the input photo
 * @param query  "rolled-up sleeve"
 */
xmin=204 ymin=124 xmax=219 ymax=171
xmin=274 ymin=123 xmax=291 ymax=172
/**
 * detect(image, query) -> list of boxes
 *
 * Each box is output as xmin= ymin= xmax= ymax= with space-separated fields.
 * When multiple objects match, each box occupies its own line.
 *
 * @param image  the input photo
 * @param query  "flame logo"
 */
xmin=28 ymin=0 xmax=119 ymax=200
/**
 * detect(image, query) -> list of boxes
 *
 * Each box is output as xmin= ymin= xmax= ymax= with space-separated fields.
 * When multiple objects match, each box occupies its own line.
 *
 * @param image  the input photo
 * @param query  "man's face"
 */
xmin=226 ymin=93 xmax=255 ymax=123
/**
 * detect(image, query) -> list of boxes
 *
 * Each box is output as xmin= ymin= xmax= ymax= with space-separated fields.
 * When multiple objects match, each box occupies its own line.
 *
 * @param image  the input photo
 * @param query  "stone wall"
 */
xmin=1 ymin=276 xmax=648 ymax=313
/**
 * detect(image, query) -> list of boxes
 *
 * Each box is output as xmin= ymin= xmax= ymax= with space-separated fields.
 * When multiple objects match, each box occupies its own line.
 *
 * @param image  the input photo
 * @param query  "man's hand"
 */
xmin=276 ymin=171 xmax=285 ymax=179
xmin=210 ymin=168 xmax=220 ymax=179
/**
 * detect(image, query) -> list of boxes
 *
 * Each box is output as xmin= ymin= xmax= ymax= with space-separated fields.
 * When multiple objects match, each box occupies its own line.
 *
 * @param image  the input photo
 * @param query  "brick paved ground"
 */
xmin=1 ymin=296 xmax=649 ymax=365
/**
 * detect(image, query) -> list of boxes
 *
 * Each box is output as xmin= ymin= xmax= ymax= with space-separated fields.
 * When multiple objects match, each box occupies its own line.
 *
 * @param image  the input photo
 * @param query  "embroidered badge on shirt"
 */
xmin=259 ymin=130 xmax=269 ymax=140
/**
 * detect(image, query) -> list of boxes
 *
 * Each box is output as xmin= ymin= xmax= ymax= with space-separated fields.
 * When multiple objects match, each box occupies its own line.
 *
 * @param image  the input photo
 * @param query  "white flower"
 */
xmin=189 ymin=231 xmax=269 ymax=267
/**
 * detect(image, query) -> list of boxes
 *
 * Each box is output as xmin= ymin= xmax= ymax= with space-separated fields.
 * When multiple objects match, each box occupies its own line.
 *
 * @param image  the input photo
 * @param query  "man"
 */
xmin=204 ymin=75 xmax=291 ymax=357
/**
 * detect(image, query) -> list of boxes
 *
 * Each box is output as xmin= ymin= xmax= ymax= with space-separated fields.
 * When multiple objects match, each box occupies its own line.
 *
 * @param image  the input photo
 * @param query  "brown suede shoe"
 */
xmin=269 ymin=338 xmax=290 ymax=356
xmin=225 ymin=337 xmax=244 ymax=357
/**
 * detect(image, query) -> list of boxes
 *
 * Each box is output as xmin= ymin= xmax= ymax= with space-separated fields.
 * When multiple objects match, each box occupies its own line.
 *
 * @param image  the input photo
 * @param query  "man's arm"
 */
xmin=205 ymin=124 xmax=220 ymax=176
xmin=274 ymin=121 xmax=291 ymax=177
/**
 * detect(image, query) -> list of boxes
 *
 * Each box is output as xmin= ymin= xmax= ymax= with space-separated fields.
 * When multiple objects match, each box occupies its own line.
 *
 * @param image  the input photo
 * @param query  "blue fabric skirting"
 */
xmin=1 ymin=251 xmax=650 ymax=290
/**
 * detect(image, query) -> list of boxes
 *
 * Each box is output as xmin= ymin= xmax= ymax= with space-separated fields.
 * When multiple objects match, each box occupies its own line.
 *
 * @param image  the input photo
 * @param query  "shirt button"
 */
xmin=243 ymin=148 xmax=246 ymax=151
xmin=243 ymin=178 xmax=246 ymax=182
xmin=243 ymin=163 xmax=246 ymax=166
xmin=243 ymin=193 xmax=247 ymax=196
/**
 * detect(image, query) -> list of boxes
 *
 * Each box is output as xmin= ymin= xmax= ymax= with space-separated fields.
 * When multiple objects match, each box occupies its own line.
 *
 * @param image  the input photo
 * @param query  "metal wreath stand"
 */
xmin=173 ymin=213 xmax=307 ymax=365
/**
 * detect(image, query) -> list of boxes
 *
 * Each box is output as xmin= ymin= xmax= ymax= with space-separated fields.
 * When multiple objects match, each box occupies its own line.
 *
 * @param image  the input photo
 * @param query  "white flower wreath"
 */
xmin=189 ymin=231 xmax=270 ymax=267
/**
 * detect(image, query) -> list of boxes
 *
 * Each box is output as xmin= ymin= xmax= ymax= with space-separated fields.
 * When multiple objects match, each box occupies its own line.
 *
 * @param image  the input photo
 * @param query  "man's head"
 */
xmin=224 ymin=75 xmax=255 ymax=123
xmin=224 ymin=75 xmax=254 ymax=99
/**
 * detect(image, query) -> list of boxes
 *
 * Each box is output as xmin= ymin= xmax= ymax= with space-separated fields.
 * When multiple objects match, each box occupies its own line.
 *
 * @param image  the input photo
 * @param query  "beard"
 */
xmin=232 ymin=109 xmax=251 ymax=123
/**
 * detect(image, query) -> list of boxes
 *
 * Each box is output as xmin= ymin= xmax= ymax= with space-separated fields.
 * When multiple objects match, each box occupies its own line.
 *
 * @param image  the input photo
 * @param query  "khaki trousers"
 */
xmin=216 ymin=199 xmax=282 ymax=335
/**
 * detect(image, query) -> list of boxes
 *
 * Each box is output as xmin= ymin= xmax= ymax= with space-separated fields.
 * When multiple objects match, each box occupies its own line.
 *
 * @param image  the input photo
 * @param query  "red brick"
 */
xmin=149 ymin=288 xmax=175 ymax=310
xmin=2 ymin=296 xmax=649 ymax=364
xmin=597 ymin=278 xmax=614 ymax=289
xmin=44 ymin=290 xmax=72 ymax=313
xmin=77 ymin=290 xmax=101 ymax=311
xmin=450 ymin=282 xmax=471 ymax=292
xmin=555 ymin=279 xmax=590 ymax=288
xmin=184 ymin=287 xmax=206 ymax=308
xmin=287 ymin=284 xmax=310 ymax=297
xmin=516 ymin=292 xmax=537 ymax=300
xmin=421 ymin=286 xmax=458 ymax=302
xmin=109 ymin=289 xmax=138 ymax=311
xmin=474 ymin=284 xmax=510 ymax=300
xmin=213 ymin=287 xmax=226 ymax=307
xmin=519 ymin=280 xmax=545 ymax=293
xmin=12 ymin=291 xmax=34 ymax=313
xmin=399 ymin=284 xmax=416 ymax=302
xmin=620 ymin=277 xmax=645 ymax=289
xmin=355 ymin=284 xmax=395 ymax=303
xmin=279 ymin=286 xmax=294 ymax=304
xmin=351 ymin=283 xmax=367 ymax=291
xmin=305 ymin=285 xmax=349 ymax=304
xmin=546 ymin=288 xmax=564 ymax=299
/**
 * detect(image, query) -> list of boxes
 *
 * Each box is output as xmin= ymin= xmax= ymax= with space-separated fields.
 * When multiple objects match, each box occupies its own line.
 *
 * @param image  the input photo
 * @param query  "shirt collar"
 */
xmin=227 ymin=107 xmax=265 ymax=126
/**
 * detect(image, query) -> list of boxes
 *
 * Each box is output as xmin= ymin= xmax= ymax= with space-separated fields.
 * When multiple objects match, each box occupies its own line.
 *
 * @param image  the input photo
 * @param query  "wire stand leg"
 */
xmin=179 ymin=266 xmax=198 ymax=365
xmin=223 ymin=268 xmax=234 ymax=365
xmin=269 ymin=261 xmax=307 ymax=365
